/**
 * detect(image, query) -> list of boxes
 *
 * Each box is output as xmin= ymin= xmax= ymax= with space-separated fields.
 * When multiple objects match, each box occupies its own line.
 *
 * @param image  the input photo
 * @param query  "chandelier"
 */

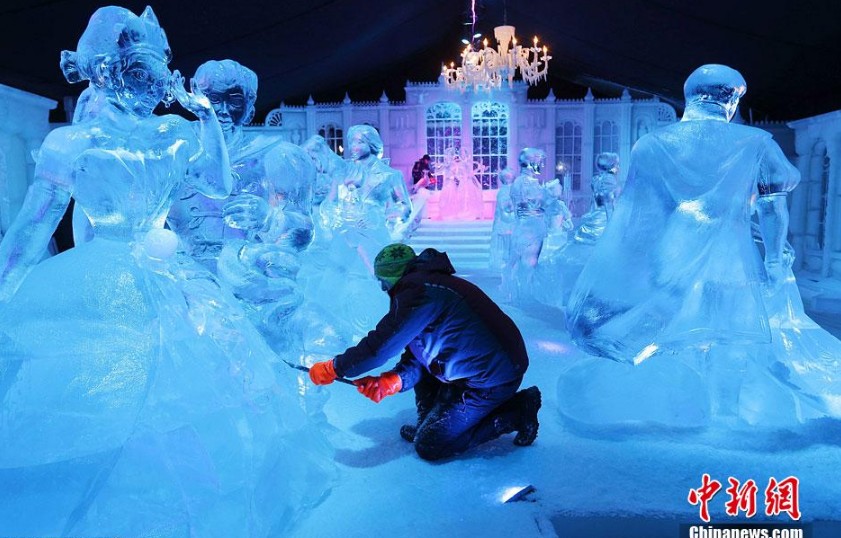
xmin=442 ymin=25 xmax=551 ymax=92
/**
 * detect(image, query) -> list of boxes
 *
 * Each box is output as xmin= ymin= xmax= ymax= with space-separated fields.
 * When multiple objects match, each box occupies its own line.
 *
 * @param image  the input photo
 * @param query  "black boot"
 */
xmin=400 ymin=401 xmax=434 ymax=443
xmin=400 ymin=375 xmax=440 ymax=443
xmin=400 ymin=424 xmax=417 ymax=442
xmin=513 ymin=386 xmax=541 ymax=446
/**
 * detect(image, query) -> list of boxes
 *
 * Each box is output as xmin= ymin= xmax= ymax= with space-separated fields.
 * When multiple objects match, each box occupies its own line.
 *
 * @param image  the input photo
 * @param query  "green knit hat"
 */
xmin=374 ymin=243 xmax=417 ymax=286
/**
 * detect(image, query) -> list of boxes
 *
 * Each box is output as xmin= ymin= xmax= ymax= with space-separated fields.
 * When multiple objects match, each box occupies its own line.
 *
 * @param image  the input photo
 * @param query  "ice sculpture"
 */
xmin=298 ymin=129 xmax=390 ymax=339
xmin=534 ymin=153 xmax=621 ymax=308
xmin=437 ymin=146 xmax=484 ymax=220
xmin=302 ymin=135 xmax=341 ymax=211
xmin=574 ymin=152 xmax=621 ymax=244
xmin=319 ymin=124 xmax=412 ymax=243
xmin=560 ymin=64 xmax=841 ymax=427
xmin=167 ymin=59 xmax=316 ymax=354
xmin=503 ymin=148 xmax=569 ymax=302
xmin=489 ymin=167 xmax=516 ymax=271
xmin=0 ymin=8 xmax=333 ymax=536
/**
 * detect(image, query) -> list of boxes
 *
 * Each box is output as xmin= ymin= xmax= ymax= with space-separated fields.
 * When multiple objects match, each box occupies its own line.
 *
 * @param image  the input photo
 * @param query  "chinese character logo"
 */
xmin=688 ymin=473 xmax=722 ymax=522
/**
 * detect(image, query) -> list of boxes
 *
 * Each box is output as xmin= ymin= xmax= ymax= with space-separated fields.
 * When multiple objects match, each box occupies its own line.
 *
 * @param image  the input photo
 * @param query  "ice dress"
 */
xmin=0 ymin=117 xmax=333 ymax=536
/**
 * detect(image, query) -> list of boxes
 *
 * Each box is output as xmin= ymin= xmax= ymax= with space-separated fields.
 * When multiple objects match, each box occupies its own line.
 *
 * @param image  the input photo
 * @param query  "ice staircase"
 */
xmin=406 ymin=219 xmax=493 ymax=271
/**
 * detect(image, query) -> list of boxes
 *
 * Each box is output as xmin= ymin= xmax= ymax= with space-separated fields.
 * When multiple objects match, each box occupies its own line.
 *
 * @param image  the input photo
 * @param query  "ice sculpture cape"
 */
xmin=567 ymin=120 xmax=775 ymax=363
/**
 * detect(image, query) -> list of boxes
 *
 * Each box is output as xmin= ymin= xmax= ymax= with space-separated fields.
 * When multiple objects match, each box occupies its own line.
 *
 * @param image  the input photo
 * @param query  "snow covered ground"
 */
xmin=293 ymin=270 xmax=841 ymax=538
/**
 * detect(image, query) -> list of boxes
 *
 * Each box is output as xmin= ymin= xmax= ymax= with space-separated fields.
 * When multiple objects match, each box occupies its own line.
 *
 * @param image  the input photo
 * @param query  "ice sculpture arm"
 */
xmin=756 ymin=195 xmax=789 ymax=289
xmin=756 ymin=139 xmax=800 ymax=289
xmin=72 ymin=202 xmax=94 ymax=245
xmin=0 ymin=178 xmax=71 ymax=302
xmin=385 ymin=169 xmax=412 ymax=225
xmin=251 ymin=199 xmax=314 ymax=251
xmin=172 ymin=72 xmax=232 ymax=199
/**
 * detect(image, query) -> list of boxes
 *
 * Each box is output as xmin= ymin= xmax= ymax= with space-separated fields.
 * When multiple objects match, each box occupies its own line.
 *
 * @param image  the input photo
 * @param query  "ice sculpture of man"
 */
xmin=560 ymin=64 xmax=840 ymax=427
xmin=321 ymin=124 xmax=412 ymax=244
xmin=168 ymin=59 xmax=315 ymax=347
xmin=0 ymin=6 xmax=332 ymax=535
xmin=574 ymin=152 xmax=620 ymax=244
xmin=504 ymin=148 xmax=566 ymax=302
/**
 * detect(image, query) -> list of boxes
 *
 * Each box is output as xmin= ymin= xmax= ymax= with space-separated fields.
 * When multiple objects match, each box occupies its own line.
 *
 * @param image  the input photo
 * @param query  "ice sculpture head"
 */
xmin=374 ymin=243 xmax=416 ymax=291
xmin=60 ymin=6 xmax=172 ymax=118
xmin=194 ymin=59 xmax=258 ymax=135
xmin=302 ymin=135 xmax=339 ymax=172
xmin=683 ymin=64 xmax=746 ymax=122
xmin=498 ymin=167 xmax=516 ymax=186
xmin=347 ymin=124 xmax=384 ymax=161
xmin=595 ymin=152 xmax=620 ymax=174
xmin=518 ymin=148 xmax=547 ymax=176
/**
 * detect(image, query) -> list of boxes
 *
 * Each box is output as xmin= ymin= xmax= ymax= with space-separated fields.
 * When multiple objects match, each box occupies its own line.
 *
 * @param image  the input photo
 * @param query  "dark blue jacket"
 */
xmin=333 ymin=249 xmax=528 ymax=390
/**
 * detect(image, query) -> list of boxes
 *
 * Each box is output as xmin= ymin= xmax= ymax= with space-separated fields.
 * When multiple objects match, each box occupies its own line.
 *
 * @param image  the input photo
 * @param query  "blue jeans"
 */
xmin=411 ymin=370 xmax=524 ymax=461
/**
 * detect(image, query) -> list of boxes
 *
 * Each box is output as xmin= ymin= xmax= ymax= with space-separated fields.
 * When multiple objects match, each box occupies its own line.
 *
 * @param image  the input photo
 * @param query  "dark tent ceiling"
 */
xmin=1 ymin=0 xmax=839 ymax=122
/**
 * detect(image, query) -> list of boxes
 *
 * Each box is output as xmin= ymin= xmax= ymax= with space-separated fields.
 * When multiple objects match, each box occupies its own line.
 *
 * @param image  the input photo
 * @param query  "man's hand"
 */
xmin=309 ymin=359 xmax=338 ymax=385
xmin=354 ymin=371 xmax=402 ymax=403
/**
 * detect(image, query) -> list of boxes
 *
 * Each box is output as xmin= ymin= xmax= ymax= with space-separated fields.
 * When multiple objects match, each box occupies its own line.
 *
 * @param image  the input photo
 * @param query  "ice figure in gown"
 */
xmin=0 ymin=7 xmax=333 ymax=536
xmin=298 ymin=127 xmax=399 ymax=337
xmin=320 ymin=124 xmax=412 ymax=243
xmin=575 ymin=152 xmax=621 ymax=243
xmin=301 ymin=134 xmax=351 ymax=244
xmin=503 ymin=148 xmax=567 ymax=303
xmin=304 ymin=136 xmax=336 ymax=209
xmin=167 ymin=59 xmax=319 ymax=357
xmin=489 ymin=167 xmax=517 ymax=272
xmin=437 ymin=147 xmax=485 ymax=220
xmin=560 ymin=64 xmax=841 ymax=428
xmin=536 ymin=153 xmax=621 ymax=308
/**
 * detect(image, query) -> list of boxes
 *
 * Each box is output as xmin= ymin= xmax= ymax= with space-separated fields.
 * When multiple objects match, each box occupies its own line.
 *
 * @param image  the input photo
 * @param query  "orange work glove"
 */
xmin=354 ymin=371 xmax=402 ymax=403
xmin=309 ymin=359 xmax=338 ymax=385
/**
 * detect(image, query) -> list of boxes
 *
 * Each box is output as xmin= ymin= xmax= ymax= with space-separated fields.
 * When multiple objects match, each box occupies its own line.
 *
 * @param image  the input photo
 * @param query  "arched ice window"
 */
xmin=593 ymin=120 xmax=620 ymax=167
xmin=471 ymin=102 xmax=509 ymax=189
xmin=425 ymin=102 xmax=462 ymax=190
xmin=555 ymin=120 xmax=583 ymax=191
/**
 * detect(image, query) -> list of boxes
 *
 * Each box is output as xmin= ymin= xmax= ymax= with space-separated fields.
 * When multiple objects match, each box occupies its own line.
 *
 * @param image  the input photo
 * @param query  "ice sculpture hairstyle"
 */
xmin=595 ymin=152 xmax=620 ymax=173
xmin=347 ymin=124 xmax=384 ymax=159
xmin=60 ymin=6 xmax=171 ymax=86
xmin=193 ymin=59 xmax=258 ymax=125
xmin=683 ymin=64 xmax=746 ymax=121
xmin=498 ymin=167 xmax=516 ymax=185
xmin=518 ymin=147 xmax=547 ymax=174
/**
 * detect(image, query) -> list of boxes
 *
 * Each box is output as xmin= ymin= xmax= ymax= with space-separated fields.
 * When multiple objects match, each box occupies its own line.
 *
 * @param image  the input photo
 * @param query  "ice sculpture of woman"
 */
xmin=302 ymin=135 xmax=340 ymax=208
xmin=299 ymin=130 xmax=390 ymax=338
xmin=437 ymin=146 xmax=484 ymax=220
xmin=168 ymin=59 xmax=315 ymax=353
xmin=574 ymin=152 xmax=620 ymax=243
xmin=321 ymin=124 xmax=412 ymax=244
xmin=489 ymin=167 xmax=517 ymax=271
xmin=503 ymin=148 xmax=564 ymax=302
xmin=0 ymin=7 xmax=332 ymax=536
xmin=560 ymin=64 xmax=841 ymax=428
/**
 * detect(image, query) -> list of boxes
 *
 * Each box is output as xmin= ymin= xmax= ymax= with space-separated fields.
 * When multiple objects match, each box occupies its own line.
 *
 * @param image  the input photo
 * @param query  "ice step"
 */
xmin=405 ymin=219 xmax=495 ymax=271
